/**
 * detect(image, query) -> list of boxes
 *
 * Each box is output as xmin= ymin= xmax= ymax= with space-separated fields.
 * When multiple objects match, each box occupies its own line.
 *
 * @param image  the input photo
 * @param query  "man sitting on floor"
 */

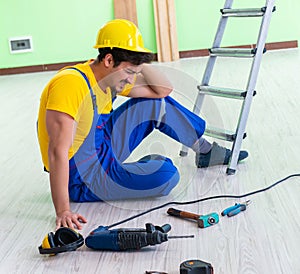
xmin=37 ymin=19 xmax=248 ymax=230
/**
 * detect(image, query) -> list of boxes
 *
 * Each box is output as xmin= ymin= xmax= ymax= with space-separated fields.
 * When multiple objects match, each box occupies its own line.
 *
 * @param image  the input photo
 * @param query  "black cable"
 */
xmin=107 ymin=173 xmax=300 ymax=229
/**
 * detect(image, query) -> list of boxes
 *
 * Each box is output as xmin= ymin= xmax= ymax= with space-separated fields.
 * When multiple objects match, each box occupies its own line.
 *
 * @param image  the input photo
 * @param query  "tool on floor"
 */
xmin=180 ymin=259 xmax=214 ymax=274
xmin=179 ymin=0 xmax=276 ymax=175
xmin=85 ymin=223 xmax=194 ymax=251
xmin=167 ymin=208 xmax=219 ymax=228
xmin=221 ymin=200 xmax=251 ymax=217
xmin=145 ymin=259 xmax=214 ymax=274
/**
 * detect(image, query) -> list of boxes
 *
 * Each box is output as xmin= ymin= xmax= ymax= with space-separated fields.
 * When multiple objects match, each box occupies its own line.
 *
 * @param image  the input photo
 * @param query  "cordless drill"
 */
xmin=85 ymin=223 xmax=192 ymax=251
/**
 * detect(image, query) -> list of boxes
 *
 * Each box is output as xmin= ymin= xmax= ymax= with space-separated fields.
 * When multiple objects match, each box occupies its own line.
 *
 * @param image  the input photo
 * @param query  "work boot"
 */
xmin=195 ymin=142 xmax=248 ymax=168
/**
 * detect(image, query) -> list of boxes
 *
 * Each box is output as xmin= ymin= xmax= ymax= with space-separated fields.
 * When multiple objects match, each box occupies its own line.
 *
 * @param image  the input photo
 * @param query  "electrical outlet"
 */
xmin=9 ymin=36 xmax=33 ymax=54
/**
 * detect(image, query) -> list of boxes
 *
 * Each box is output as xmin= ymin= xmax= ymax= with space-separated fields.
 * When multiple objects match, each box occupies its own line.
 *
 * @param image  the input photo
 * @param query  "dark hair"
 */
xmin=97 ymin=47 xmax=153 ymax=67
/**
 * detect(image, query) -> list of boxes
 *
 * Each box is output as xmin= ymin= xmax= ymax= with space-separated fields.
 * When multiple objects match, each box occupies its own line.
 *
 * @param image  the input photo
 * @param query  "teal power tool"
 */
xmin=85 ymin=223 xmax=194 ymax=251
xmin=221 ymin=200 xmax=251 ymax=217
xmin=167 ymin=208 xmax=219 ymax=228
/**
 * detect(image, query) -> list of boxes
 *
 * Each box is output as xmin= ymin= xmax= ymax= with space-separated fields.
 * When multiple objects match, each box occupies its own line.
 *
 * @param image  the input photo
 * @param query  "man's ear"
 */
xmin=103 ymin=53 xmax=114 ymax=68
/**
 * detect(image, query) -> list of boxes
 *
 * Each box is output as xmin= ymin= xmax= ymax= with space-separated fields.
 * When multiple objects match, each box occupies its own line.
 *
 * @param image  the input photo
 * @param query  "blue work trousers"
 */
xmin=69 ymin=96 xmax=205 ymax=202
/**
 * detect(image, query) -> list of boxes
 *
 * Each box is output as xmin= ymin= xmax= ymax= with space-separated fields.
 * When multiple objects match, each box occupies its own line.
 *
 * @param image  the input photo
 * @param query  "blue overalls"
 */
xmin=68 ymin=68 xmax=206 ymax=202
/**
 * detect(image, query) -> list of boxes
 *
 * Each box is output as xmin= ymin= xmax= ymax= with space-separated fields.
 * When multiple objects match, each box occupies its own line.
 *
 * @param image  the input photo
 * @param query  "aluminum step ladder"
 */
xmin=180 ymin=0 xmax=276 ymax=175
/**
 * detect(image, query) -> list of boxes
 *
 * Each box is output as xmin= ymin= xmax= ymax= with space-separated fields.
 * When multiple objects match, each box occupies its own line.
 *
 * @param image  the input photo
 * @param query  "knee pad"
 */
xmin=38 ymin=227 xmax=84 ymax=255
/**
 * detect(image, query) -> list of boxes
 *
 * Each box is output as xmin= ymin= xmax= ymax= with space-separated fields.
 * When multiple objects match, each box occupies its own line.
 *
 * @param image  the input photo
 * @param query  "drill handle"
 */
xmin=167 ymin=208 xmax=200 ymax=221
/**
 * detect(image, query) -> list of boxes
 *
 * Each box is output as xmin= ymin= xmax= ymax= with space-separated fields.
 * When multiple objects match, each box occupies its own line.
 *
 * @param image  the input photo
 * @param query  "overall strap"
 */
xmin=67 ymin=67 xmax=96 ymax=110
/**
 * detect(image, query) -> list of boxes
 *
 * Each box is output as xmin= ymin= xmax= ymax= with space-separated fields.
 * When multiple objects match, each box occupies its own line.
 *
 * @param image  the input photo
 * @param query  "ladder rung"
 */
xmin=221 ymin=8 xmax=264 ymax=17
xmin=209 ymin=47 xmax=258 ymax=57
xmin=204 ymin=126 xmax=247 ymax=142
xmin=221 ymin=6 xmax=276 ymax=17
xmin=198 ymin=85 xmax=247 ymax=99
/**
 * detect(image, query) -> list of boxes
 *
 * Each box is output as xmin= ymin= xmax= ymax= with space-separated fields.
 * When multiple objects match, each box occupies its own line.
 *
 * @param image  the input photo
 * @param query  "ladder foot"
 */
xmin=179 ymin=151 xmax=188 ymax=157
xmin=226 ymin=168 xmax=236 ymax=175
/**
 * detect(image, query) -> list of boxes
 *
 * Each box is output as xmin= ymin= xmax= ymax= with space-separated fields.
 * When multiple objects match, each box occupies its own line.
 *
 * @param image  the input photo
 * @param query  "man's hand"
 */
xmin=56 ymin=210 xmax=87 ymax=231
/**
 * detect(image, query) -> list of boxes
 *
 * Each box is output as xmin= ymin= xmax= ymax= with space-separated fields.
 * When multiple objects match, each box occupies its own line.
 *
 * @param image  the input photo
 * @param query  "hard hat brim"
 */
xmin=93 ymin=45 xmax=152 ymax=53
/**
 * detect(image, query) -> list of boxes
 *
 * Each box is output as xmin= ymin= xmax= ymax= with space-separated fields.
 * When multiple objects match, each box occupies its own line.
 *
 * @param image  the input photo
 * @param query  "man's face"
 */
xmin=108 ymin=62 xmax=142 ymax=94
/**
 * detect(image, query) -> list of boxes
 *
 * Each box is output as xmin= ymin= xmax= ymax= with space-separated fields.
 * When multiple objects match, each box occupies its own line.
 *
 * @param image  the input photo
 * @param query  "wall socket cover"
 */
xmin=9 ymin=36 xmax=33 ymax=54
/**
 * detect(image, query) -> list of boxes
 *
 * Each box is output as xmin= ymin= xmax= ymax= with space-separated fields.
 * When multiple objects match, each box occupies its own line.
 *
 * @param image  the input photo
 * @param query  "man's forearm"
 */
xmin=48 ymin=149 xmax=70 ymax=215
xmin=141 ymin=64 xmax=173 ymax=97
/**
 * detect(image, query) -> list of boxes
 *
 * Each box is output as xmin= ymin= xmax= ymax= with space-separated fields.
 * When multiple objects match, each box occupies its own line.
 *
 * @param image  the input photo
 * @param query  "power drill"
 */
xmin=85 ymin=223 xmax=193 ymax=251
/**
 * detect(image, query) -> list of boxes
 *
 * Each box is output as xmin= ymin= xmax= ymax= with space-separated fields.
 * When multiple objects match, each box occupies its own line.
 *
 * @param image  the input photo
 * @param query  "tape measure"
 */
xmin=180 ymin=259 xmax=213 ymax=274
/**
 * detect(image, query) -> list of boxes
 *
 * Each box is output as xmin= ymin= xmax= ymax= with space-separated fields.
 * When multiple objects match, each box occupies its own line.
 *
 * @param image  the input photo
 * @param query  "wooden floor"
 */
xmin=1 ymin=48 xmax=300 ymax=274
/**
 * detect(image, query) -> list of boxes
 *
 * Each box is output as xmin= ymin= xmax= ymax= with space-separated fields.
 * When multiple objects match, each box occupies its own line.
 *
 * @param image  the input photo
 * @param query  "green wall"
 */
xmin=175 ymin=0 xmax=298 ymax=50
xmin=0 ymin=0 xmax=298 ymax=69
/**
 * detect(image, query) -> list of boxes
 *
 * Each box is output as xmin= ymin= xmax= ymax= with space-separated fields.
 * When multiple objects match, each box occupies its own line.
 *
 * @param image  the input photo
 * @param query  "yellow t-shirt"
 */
xmin=37 ymin=60 xmax=132 ymax=171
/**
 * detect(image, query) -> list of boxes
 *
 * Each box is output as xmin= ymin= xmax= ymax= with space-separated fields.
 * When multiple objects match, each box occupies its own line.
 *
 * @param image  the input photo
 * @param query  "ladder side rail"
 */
xmin=195 ymin=0 xmax=235 ymax=114
xmin=227 ymin=0 xmax=276 ymax=174
xmin=179 ymin=0 xmax=234 ymax=156
xmin=201 ymin=0 xmax=234 ymax=87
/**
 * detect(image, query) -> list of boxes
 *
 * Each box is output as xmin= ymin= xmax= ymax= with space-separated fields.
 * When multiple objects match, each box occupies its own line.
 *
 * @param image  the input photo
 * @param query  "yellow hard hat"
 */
xmin=94 ymin=19 xmax=152 ymax=53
